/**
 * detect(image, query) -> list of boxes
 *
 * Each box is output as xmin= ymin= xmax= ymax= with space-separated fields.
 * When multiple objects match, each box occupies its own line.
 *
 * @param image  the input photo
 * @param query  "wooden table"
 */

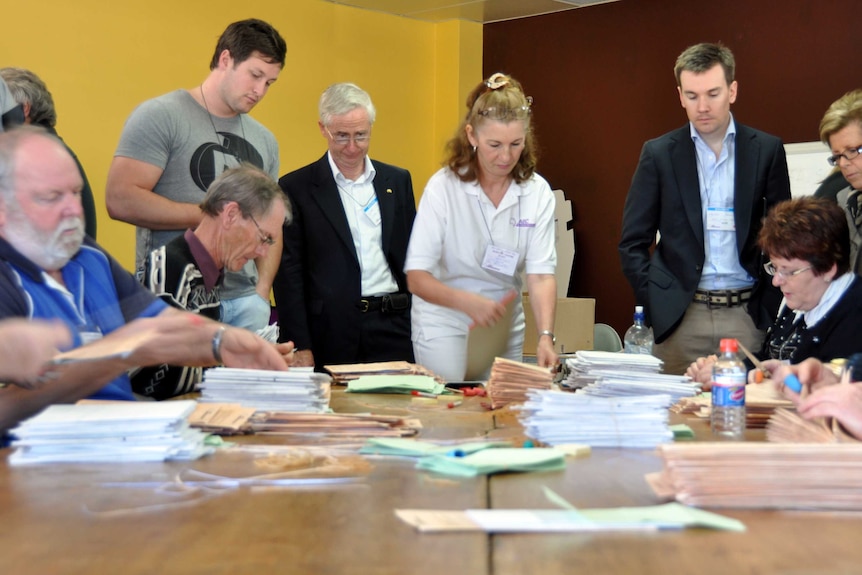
xmin=2 ymin=391 xmax=862 ymax=574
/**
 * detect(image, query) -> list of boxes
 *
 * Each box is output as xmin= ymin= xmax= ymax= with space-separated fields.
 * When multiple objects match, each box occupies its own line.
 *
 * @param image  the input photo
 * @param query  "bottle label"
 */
xmin=712 ymin=374 xmax=745 ymax=407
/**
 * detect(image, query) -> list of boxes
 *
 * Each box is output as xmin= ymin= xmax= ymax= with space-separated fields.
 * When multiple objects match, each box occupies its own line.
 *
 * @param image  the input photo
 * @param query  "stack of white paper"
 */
xmin=517 ymin=389 xmax=674 ymax=448
xmin=579 ymin=369 xmax=699 ymax=400
xmin=9 ymin=400 xmax=211 ymax=465
xmin=563 ymin=351 xmax=698 ymax=399
xmin=200 ymin=367 xmax=331 ymax=412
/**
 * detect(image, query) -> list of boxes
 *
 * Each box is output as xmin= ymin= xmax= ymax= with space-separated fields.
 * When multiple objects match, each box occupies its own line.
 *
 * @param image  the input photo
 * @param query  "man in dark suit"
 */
xmin=273 ymin=83 xmax=416 ymax=370
xmin=619 ymin=43 xmax=791 ymax=375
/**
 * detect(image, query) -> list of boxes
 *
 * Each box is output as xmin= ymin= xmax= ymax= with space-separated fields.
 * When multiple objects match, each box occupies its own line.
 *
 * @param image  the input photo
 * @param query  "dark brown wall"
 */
xmin=484 ymin=0 xmax=857 ymax=336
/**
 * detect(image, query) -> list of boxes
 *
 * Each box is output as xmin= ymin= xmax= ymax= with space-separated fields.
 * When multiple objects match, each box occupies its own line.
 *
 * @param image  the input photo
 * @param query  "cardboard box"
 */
xmin=522 ymin=296 xmax=596 ymax=354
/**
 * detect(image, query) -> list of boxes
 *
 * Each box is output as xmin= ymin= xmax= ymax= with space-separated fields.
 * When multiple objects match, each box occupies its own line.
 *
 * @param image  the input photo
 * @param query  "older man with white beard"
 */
xmin=0 ymin=127 xmax=294 ymax=431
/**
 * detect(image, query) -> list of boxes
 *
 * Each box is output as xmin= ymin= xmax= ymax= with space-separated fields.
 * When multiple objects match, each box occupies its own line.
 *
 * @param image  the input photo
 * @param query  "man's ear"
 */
xmin=220 ymin=201 xmax=241 ymax=227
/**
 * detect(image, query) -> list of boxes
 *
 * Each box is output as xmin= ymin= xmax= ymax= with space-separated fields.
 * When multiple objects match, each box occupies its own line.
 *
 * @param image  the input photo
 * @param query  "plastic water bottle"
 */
xmin=623 ymin=305 xmax=654 ymax=355
xmin=711 ymin=338 xmax=746 ymax=439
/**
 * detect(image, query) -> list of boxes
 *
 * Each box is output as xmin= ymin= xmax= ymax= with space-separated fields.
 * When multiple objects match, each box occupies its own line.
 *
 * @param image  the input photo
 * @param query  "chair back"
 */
xmin=593 ymin=323 xmax=622 ymax=352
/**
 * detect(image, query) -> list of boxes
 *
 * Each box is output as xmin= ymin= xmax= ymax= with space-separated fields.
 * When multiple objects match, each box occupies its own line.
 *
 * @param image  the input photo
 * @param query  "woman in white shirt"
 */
xmin=405 ymin=73 xmax=558 ymax=381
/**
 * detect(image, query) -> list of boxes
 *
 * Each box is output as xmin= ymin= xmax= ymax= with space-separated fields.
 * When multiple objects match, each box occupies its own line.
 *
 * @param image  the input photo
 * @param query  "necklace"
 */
xmin=199 ymin=85 xmax=246 ymax=170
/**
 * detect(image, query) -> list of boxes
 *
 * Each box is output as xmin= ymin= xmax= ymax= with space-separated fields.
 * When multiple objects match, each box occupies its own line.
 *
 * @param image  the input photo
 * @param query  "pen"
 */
xmin=411 ymin=390 xmax=437 ymax=398
xmin=736 ymin=340 xmax=766 ymax=382
xmin=447 ymin=401 xmax=462 ymax=409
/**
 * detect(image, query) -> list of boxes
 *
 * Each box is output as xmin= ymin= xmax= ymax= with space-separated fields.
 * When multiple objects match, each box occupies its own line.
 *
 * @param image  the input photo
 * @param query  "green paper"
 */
xmin=346 ymin=375 xmax=446 ymax=395
xmin=416 ymin=447 xmax=566 ymax=477
xmin=670 ymin=424 xmax=695 ymax=439
xmin=360 ymin=437 xmax=510 ymax=457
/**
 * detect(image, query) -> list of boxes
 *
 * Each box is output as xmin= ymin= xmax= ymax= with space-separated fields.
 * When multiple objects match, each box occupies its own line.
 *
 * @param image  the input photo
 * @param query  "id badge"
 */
xmin=706 ymin=207 xmax=735 ymax=231
xmin=481 ymin=245 xmax=519 ymax=277
xmin=363 ymin=195 xmax=382 ymax=226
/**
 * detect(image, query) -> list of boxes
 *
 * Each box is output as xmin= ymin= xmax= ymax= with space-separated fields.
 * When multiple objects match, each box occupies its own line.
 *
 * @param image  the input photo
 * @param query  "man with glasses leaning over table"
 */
xmin=135 ymin=164 xmax=292 ymax=400
xmin=619 ymin=42 xmax=791 ymax=375
xmin=273 ymin=82 xmax=416 ymax=370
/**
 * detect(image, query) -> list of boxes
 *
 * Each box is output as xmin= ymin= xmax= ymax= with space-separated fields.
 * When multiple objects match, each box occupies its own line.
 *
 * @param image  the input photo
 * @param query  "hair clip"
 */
xmin=485 ymin=73 xmax=510 ymax=90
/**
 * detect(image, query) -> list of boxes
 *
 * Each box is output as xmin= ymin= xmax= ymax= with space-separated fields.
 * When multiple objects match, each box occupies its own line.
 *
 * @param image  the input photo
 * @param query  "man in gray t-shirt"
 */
xmin=106 ymin=19 xmax=287 ymax=331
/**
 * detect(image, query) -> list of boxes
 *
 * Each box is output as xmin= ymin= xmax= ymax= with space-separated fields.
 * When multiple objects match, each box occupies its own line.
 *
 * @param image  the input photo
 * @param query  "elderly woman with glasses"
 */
xmin=686 ymin=196 xmax=862 ymax=387
xmin=404 ymin=73 xmax=558 ymax=382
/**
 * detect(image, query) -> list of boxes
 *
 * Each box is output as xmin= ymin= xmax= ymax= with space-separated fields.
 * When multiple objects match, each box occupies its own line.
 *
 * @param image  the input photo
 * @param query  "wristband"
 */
xmin=212 ymin=326 xmax=226 ymax=365
xmin=539 ymin=330 xmax=556 ymax=345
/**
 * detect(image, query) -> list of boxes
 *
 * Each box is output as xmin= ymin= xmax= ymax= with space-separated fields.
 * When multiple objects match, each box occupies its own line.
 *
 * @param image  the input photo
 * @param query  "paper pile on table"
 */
xmin=564 ymin=351 xmax=665 ymax=387
xmin=200 ymin=367 xmax=331 ymax=412
xmin=324 ymin=361 xmax=443 ymax=385
xmin=9 ymin=400 xmax=211 ymax=465
xmin=518 ymin=389 xmax=674 ymax=448
xmin=671 ymin=383 xmax=794 ymax=429
xmin=486 ymin=357 xmax=554 ymax=409
xmin=649 ymin=442 xmax=862 ymax=509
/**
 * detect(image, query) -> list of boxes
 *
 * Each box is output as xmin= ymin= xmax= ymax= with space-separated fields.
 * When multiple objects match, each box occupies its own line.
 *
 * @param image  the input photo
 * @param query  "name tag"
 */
xmin=482 ymin=245 xmax=519 ymax=277
xmin=363 ymin=195 xmax=382 ymax=226
xmin=706 ymin=207 xmax=735 ymax=231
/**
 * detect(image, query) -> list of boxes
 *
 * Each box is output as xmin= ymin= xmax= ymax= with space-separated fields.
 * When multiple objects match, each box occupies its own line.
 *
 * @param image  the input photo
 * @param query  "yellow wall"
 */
xmin=0 ymin=0 xmax=482 ymax=271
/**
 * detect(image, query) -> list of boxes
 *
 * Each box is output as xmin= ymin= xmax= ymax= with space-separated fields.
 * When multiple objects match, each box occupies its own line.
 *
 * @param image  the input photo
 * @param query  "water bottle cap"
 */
xmin=719 ymin=338 xmax=739 ymax=353
xmin=634 ymin=305 xmax=644 ymax=313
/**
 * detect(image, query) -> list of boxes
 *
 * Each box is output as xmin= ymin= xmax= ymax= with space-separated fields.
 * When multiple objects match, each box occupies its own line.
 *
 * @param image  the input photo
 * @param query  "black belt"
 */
xmin=358 ymin=293 xmax=410 ymax=314
xmin=693 ymin=288 xmax=753 ymax=308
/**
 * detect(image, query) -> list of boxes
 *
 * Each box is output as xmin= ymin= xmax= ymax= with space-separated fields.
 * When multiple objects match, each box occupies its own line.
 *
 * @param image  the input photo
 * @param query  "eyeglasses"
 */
xmin=248 ymin=213 xmax=275 ymax=246
xmin=827 ymin=145 xmax=862 ymax=167
xmin=478 ymin=96 xmax=534 ymax=121
xmin=763 ymin=261 xmax=812 ymax=279
xmin=325 ymin=127 xmax=371 ymax=146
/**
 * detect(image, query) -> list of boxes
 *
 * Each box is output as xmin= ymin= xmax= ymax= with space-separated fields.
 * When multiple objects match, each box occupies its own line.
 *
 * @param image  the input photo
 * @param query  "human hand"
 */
xmin=291 ymin=349 xmax=315 ymax=368
xmin=464 ymin=290 xmax=516 ymax=328
xmin=536 ymin=337 xmax=558 ymax=370
xmin=771 ymin=358 xmax=839 ymax=402
xmin=0 ymin=319 xmax=73 ymax=388
xmin=796 ymin=383 xmax=862 ymax=440
xmin=685 ymin=355 xmax=716 ymax=388
xmin=274 ymin=341 xmax=296 ymax=366
xmin=219 ymin=327 xmax=288 ymax=371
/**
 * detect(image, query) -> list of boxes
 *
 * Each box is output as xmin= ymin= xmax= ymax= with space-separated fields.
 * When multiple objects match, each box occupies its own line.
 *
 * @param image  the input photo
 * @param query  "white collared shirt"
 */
xmin=796 ymin=272 xmax=855 ymax=327
xmin=327 ymin=152 xmax=398 ymax=296
xmin=691 ymin=115 xmax=753 ymax=290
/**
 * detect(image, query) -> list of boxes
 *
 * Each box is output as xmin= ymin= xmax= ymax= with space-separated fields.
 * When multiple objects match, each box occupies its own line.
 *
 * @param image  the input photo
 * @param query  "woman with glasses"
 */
xmin=686 ymin=196 xmax=862 ymax=387
xmin=404 ymin=73 xmax=558 ymax=382
xmin=816 ymin=89 xmax=862 ymax=275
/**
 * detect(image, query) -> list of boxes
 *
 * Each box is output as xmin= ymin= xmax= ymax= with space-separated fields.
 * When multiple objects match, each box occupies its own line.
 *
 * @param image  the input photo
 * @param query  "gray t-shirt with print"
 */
xmin=114 ymin=89 xmax=279 ymax=299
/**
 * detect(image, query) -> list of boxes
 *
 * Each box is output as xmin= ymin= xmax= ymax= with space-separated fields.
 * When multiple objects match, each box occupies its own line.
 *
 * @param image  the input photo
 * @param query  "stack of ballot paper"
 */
xmin=345 ymin=374 xmax=446 ymax=396
xmin=248 ymin=412 xmax=422 ymax=438
xmin=518 ymin=389 xmax=674 ymax=448
xmin=486 ymin=357 xmax=554 ymax=409
xmin=765 ymin=408 xmax=860 ymax=443
xmin=578 ymin=370 xmax=699 ymax=400
xmin=324 ymin=361 xmax=443 ymax=385
xmin=9 ymin=400 xmax=212 ymax=465
xmin=650 ymin=442 xmax=862 ymax=510
xmin=563 ymin=350 xmax=666 ymax=390
xmin=200 ymin=367 xmax=331 ymax=412
xmin=671 ymin=383 xmax=794 ymax=428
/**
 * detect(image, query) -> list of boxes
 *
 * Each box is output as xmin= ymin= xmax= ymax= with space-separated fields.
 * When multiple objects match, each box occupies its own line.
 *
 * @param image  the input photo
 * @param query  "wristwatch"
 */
xmin=539 ymin=330 xmax=556 ymax=344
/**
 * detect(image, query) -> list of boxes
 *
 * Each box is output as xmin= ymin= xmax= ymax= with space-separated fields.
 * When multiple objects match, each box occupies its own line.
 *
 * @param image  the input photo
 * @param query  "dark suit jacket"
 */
xmin=618 ymin=122 xmax=791 ymax=343
xmin=273 ymin=154 xmax=416 ymax=365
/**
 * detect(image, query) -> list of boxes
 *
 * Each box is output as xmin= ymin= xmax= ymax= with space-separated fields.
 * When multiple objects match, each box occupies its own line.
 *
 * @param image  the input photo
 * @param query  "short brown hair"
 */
xmin=209 ymin=19 xmax=287 ymax=70
xmin=758 ymin=196 xmax=849 ymax=276
xmin=674 ymin=43 xmax=735 ymax=87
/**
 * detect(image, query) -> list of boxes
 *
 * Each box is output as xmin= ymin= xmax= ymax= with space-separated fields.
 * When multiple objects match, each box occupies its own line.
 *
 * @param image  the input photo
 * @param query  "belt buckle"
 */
xmin=360 ymin=299 xmax=371 ymax=313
